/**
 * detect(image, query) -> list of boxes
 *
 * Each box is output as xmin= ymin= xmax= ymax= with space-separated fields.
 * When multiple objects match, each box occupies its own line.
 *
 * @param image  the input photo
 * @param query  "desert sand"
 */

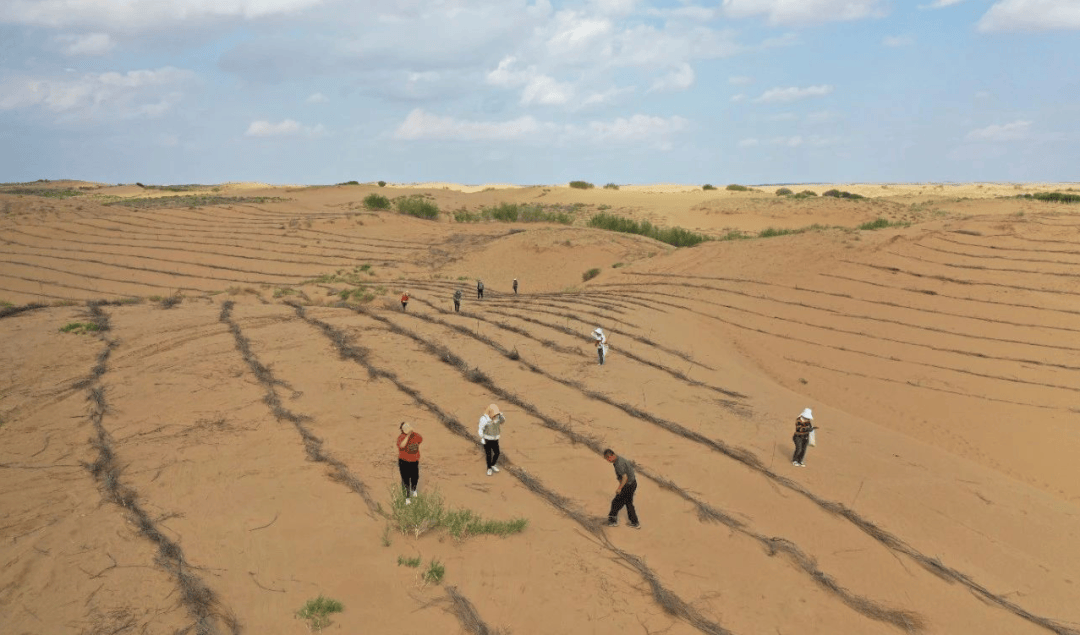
xmin=2 ymin=180 xmax=1079 ymax=635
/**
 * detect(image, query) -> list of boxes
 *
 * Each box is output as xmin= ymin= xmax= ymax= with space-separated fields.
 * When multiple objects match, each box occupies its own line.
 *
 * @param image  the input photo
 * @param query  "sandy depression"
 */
xmin=1 ymin=180 xmax=1079 ymax=635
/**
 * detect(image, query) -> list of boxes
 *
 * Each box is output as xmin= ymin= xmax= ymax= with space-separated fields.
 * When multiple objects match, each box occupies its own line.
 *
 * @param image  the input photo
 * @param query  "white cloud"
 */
xmin=766 ymin=112 xmax=798 ymax=121
xmin=738 ymin=138 xmax=759 ymax=147
xmin=753 ymin=84 xmax=833 ymax=104
xmin=581 ymin=85 xmax=635 ymax=107
xmin=965 ymin=120 xmax=1032 ymax=141
xmin=766 ymin=135 xmax=841 ymax=147
xmin=520 ymin=75 xmax=575 ymax=105
xmin=920 ymin=0 xmax=964 ymax=8
xmin=882 ymin=35 xmax=913 ymax=47
xmin=393 ymin=108 xmax=687 ymax=147
xmin=305 ymin=92 xmax=327 ymax=104
xmin=721 ymin=0 xmax=884 ymax=24
xmin=648 ymin=63 xmax=695 ymax=93
xmin=0 ymin=0 xmax=325 ymax=29
xmin=0 ymin=66 xmax=193 ymax=119
xmin=54 ymin=32 xmax=114 ymax=55
xmin=245 ymin=119 xmax=325 ymax=137
xmin=978 ymin=0 xmax=1080 ymax=32
xmin=730 ymin=93 xmax=746 ymax=102
xmin=729 ymin=76 xmax=753 ymax=85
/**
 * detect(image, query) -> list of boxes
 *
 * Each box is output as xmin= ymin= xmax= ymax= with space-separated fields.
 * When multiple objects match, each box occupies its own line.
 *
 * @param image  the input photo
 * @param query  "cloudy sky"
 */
xmin=1 ymin=0 xmax=1078 ymax=185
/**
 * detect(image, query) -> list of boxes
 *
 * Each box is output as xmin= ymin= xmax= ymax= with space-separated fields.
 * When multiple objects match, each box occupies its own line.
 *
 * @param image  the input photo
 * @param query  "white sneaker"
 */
xmin=797 ymin=463 xmax=806 ymax=468
xmin=411 ymin=490 xmax=418 ymax=498
xmin=486 ymin=468 xmax=493 ymax=476
xmin=491 ymin=465 xmax=500 ymax=473
xmin=793 ymin=461 xmax=799 ymax=466
xmin=405 ymin=498 xmax=411 ymax=505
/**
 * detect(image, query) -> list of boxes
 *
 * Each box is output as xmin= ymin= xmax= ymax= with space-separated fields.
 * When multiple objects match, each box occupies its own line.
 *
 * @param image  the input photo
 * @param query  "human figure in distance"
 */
xmin=513 ymin=278 xmax=518 ymax=295
xmin=478 ymin=403 xmax=505 ymax=476
xmin=477 ymin=279 xmax=485 ymax=300
xmin=604 ymin=449 xmax=640 ymax=528
xmin=396 ymin=422 xmax=423 ymax=503
xmin=453 ymin=288 xmax=462 ymax=313
xmin=792 ymin=408 xmax=816 ymax=467
xmin=593 ymin=327 xmax=607 ymax=365
xmin=400 ymin=290 xmax=409 ymax=311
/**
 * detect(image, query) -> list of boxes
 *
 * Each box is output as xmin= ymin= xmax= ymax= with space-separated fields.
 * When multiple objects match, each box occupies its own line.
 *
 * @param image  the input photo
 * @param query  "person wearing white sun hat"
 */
xmin=792 ymin=408 xmax=816 ymax=467
xmin=593 ymin=327 xmax=607 ymax=365
xmin=478 ymin=403 xmax=505 ymax=476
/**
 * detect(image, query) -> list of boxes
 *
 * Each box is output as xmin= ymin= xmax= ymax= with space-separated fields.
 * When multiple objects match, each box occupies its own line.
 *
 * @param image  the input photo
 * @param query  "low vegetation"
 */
xmin=60 ymin=322 xmax=102 ymax=334
xmin=569 ymin=180 xmax=594 ymax=189
xmin=397 ymin=555 xmax=421 ymax=568
xmin=702 ymin=184 xmax=717 ymax=190
xmin=775 ymin=187 xmax=794 ymax=196
xmin=395 ymin=195 xmax=440 ymax=220
xmin=757 ymin=224 xmax=830 ymax=238
xmin=423 ymin=559 xmax=445 ymax=585
xmin=309 ymin=264 xmax=375 ymax=285
xmin=587 ymin=212 xmax=711 ymax=247
xmin=390 ymin=487 xmax=527 ymax=540
xmin=454 ymin=202 xmax=573 ymax=225
xmin=725 ymin=184 xmax=749 ymax=191
xmin=296 ymin=596 xmax=343 ymax=632
xmin=1019 ymin=192 xmax=1080 ymax=203
xmin=377 ymin=181 xmax=387 ymax=187
xmin=363 ymin=193 xmax=390 ymax=210
xmin=858 ymin=217 xmax=908 ymax=230
xmin=582 ymin=268 xmax=601 ymax=282
xmin=603 ymin=183 xmax=619 ymax=190
xmin=793 ymin=190 xmax=818 ymax=198
xmin=338 ymin=286 xmax=382 ymax=304
xmin=337 ymin=180 xmax=360 ymax=186
xmin=822 ymin=189 xmax=866 ymax=199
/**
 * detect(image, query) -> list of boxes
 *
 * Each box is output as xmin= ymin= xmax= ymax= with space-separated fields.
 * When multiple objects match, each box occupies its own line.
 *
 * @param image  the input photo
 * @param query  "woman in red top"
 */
xmin=400 ymin=291 xmax=409 ymax=311
xmin=397 ymin=422 xmax=422 ymax=503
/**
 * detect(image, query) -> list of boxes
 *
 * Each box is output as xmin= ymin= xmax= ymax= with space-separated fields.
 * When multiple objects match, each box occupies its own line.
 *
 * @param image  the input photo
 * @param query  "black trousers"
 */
xmin=792 ymin=435 xmax=809 ymax=464
xmin=597 ymin=346 xmax=605 ymax=365
xmin=477 ymin=288 xmax=484 ymax=299
xmin=608 ymin=481 xmax=638 ymax=524
xmin=454 ymin=300 xmax=460 ymax=312
xmin=398 ymin=459 xmax=419 ymax=495
xmin=483 ymin=439 xmax=500 ymax=468
xmin=401 ymin=301 xmax=407 ymax=311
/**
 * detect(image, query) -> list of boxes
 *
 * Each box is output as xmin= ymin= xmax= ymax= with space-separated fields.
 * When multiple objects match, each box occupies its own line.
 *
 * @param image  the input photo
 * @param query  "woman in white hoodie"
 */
xmin=593 ymin=328 xmax=607 ymax=365
xmin=478 ymin=403 xmax=505 ymax=476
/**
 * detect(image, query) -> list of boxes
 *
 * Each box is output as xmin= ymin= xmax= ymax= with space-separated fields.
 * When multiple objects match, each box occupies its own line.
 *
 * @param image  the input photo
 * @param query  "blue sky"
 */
xmin=1 ymin=0 xmax=1078 ymax=185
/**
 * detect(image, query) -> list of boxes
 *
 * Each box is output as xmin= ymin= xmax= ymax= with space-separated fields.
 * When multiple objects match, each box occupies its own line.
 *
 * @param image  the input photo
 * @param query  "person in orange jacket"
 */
xmin=400 ymin=290 xmax=409 ymax=311
xmin=396 ymin=422 xmax=423 ymax=503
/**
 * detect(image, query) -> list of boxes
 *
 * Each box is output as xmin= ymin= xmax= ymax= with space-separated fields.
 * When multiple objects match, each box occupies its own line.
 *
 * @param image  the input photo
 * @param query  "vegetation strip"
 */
xmin=365 ymin=307 xmax=924 ymax=630
xmin=294 ymin=305 xmax=736 ymax=635
xmin=355 ymin=304 xmax=1078 ymax=634
xmin=0 ymin=302 xmax=48 ymax=319
xmin=78 ymin=303 xmax=240 ymax=635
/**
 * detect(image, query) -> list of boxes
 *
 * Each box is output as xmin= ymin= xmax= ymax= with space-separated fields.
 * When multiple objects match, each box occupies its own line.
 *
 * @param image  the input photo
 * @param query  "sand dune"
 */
xmin=2 ymin=181 xmax=1078 ymax=635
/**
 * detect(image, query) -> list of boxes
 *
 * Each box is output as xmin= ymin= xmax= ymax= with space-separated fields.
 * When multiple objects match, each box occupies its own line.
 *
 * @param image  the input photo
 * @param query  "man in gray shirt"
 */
xmin=604 ymin=449 xmax=640 ymax=528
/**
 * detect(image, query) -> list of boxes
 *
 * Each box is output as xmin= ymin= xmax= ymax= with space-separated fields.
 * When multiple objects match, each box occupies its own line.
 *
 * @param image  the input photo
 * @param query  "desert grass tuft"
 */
xmin=397 ymin=555 xmax=421 ymax=567
xmin=423 ymin=559 xmax=446 ymax=584
xmin=582 ymin=268 xmax=601 ymax=282
xmin=296 ymin=596 xmax=343 ymax=632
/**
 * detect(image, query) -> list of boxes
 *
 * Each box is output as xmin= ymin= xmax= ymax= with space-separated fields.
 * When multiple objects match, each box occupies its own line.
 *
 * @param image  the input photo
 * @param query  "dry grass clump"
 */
xmin=296 ymin=596 xmax=343 ymax=632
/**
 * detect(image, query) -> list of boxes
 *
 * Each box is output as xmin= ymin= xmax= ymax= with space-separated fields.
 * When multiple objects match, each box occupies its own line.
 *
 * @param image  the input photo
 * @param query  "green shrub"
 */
xmin=587 ymin=212 xmax=711 ymax=247
xmin=725 ymin=184 xmax=748 ymax=191
xmin=793 ymin=190 xmax=818 ymax=198
xmin=389 ymin=487 xmax=526 ymax=540
xmin=775 ymin=187 xmax=794 ymax=196
xmin=1021 ymin=192 xmax=1080 ymax=203
xmin=569 ymin=181 xmax=594 ymax=189
xmin=60 ymin=322 xmax=101 ymax=334
xmin=603 ymin=183 xmax=619 ymax=190
xmin=378 ymin=181 xmax=387 ymax=187
xmin=453 ymin=209 xmax=482 ymax=223
xmin=296 ymin=596 xmax=343 ymax=632
xmin=823 ymin=189 xmax=865 ymax=200
xmin=363 ymin=193 xmax=390 ymax=210
xmin=338 ymin=180 xmax=360 ymax=186
xmin=395 ymin=195 xmax=440 ymax=220
xmin=858 ymin=218 xmax=907 ymax=230
xmin=612 ymin=262 xmax=624 ymax=268
xmin=423 ymin=559 xmax=445 ymax=585
xmin=397 ymin=555 xmax=421 ymax=568
xmin=582 ymin=268 xmax=601 ymax=282
xmin=467 ymin=202 xmax=573 ymax=225
xmin=702 ymin=184 xmax=717 ymax=190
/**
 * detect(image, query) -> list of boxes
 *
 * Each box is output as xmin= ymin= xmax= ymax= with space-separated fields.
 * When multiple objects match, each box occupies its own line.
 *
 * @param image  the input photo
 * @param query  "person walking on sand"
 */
xmin=792 ymin=408 xmax=815 ymax=467
xmin=593 ymin=327 xmax=607 ymax=365
xmin=478 ymin=403 xmax=505 ymax=476
xmin=400 ymin=290 xmax=409 ymax=311
xmin=513 ymin=278 xmax=518 ymax=295
xmin=453 ymin=288 xmax=462 ymax=313
xmin=396 ymin=422 xmax=423 ymax=503
xmin=477 ymin=279 xmax=485 ymax=300
xmin=604 ymin=449 xmax=640 ymax=528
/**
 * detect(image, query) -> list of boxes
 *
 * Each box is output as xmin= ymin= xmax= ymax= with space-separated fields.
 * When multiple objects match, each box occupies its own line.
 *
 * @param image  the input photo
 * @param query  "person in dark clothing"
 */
xmin=453 ymin=288 xmax=462 ymax=312
xmin=792 ymin=408 xmax=815 ymax=467
xmin=513 ymin=278 xmax=518 ymax=295
xmin=477 ymin=279 xmax=485 ymax=299
xmin=604 ymin=449 xmax=640 ymax=528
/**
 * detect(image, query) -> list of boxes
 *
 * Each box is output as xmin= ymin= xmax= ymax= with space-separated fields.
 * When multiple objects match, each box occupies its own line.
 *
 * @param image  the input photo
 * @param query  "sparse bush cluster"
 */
xmin=390 ymin=488 xmax=527 ymax=540
xmin=822 ymin=189 xmax=865 ymax=199
xmin=603 ymin=183 xmax=619 ymax=190
xmin=858 ymin=218 xmax=907 ymax=230
xmin=454 ymin=202 xmax=574 ymax=225
xmin=1019 ymin=192 xmax=1080 ymax=203
xmin=395 ymin=195 xmax=440 ymax=220
xmin=702 ymin=184 xmax=717 ymax=190
xmin=569 ymin=180 xmax=594 ymax=189
xmin=337 ymin=180 xmax=360 ymax=186
xmin=776 ymin=188 xmax=819 ymax=199
xmin=587 ymin=212 xmax=711 ymax=247
xmin=60 ymin=322 xmax=102 ymax=334
xmin=775 ymin=187 xmax=794 ymax=196
xmin=378 ymin=180 xmax=387 ymax=187
xmin=1 ymin=187 xmax=85 ymax=198
xmin=296 ymin=596 xmax=343 ymax=632
xmin=363 ymin=193 xmax=391 ymax=209
xmin=103 ymin=195 xmax=288 ymax=209
xmin=582 ymin=268 xmax=601 ymax=281
xmin=725 ymin=184 xmax=749 ymax=191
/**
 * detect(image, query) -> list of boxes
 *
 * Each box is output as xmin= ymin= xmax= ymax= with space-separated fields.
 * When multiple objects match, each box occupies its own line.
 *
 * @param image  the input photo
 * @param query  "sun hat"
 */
xmin=594 ymin=327 xmax=604 ymax=337
xmin=800 ymin=408 xmax=813 ymax=420
xmin=484 ymin=403 xmax=501 ymax=418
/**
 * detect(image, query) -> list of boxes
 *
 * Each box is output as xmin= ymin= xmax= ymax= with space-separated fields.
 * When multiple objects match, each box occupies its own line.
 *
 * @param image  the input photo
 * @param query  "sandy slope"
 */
xmin=2 ymin=181 xmax=1079 ymax=635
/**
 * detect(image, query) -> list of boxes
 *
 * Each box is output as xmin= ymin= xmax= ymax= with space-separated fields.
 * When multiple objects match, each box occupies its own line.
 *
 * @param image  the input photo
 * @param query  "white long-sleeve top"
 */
xmin=478 ymin=414 xmax=500 ymax=441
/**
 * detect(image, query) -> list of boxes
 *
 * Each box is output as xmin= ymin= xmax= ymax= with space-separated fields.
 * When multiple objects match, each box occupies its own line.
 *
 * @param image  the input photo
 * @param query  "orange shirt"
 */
xmin=397 ymin=432 xmax=422 ymax=461
xmin=401 ymin=293 xmax=409 ymax=302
